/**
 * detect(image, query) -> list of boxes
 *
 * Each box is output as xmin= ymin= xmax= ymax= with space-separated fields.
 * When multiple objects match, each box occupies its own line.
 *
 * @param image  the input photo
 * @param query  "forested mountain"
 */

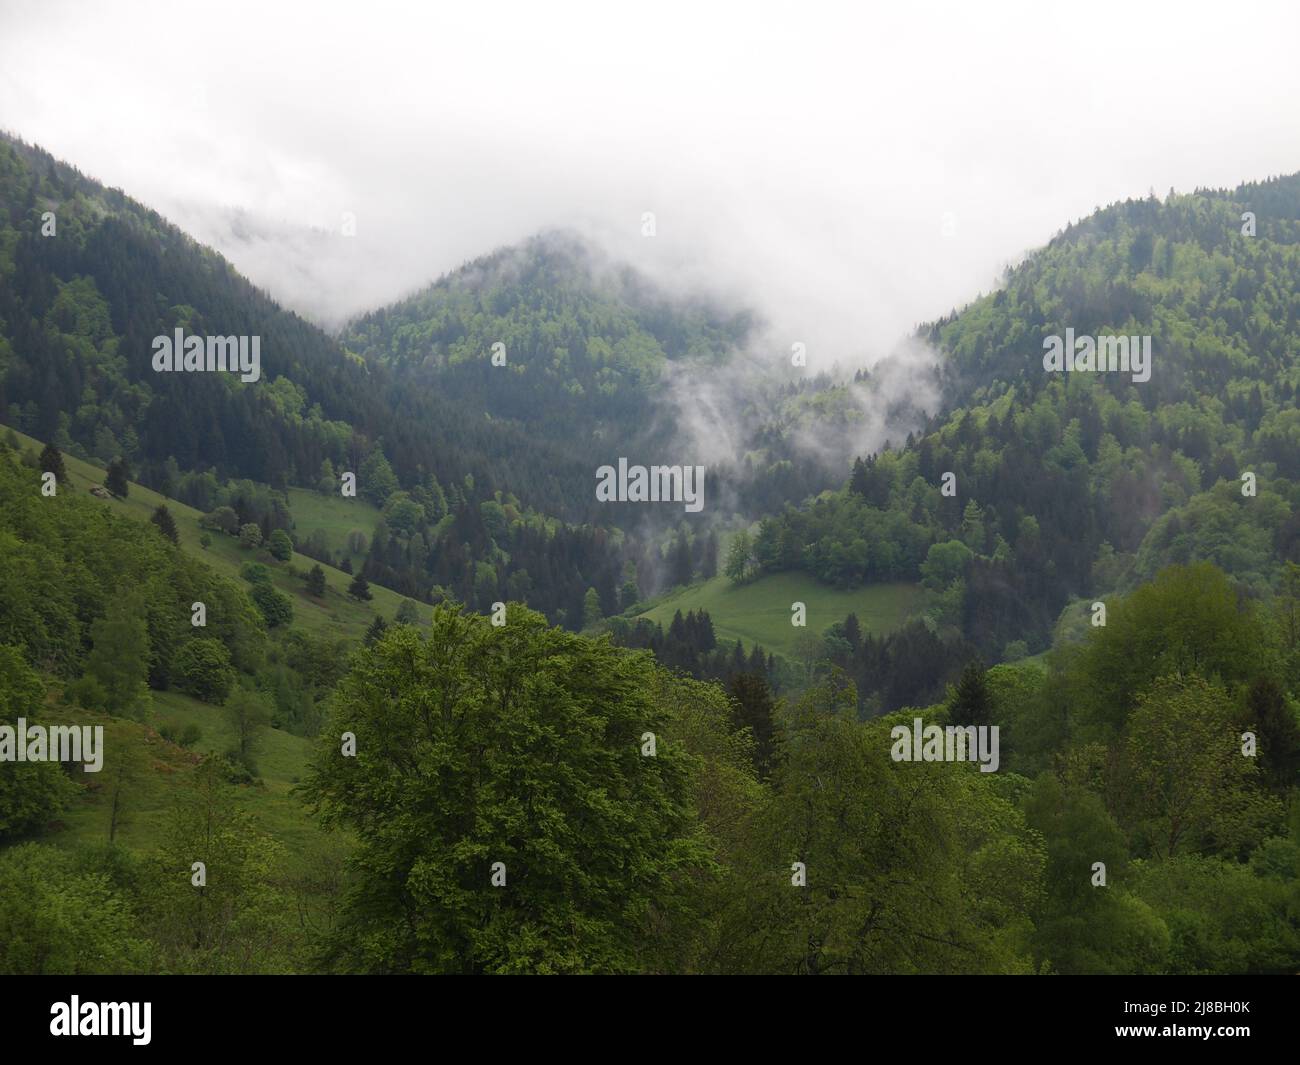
xmin=0 ymin=133 xmax=916 ymax=630
xmin=744 ymin=177 xmax=1300 ymax=670
xmin=0 ymin=132 xmax=562 ymax=507
xmin=2 ymin=127 xmax=1299 ymax=977
xmin=0 ymin=136 xmax=665 ymax=623
xmin=343 ymin=230 xmax=939 ymax=523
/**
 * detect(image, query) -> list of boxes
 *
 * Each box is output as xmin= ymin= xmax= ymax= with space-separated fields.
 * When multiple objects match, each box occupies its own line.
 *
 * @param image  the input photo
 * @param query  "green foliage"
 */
xmin=1022 ymin=774 xmax=1169 ymax=974
xmin=305 ymin=564 xmax=326 ymax=598
xmin=719 ymin=686 xmax=1045 ymax=974
xmin=1077 ymin=563 xmax=1271 ymax=732
xmin=724 ymin=530 xmax=755 ymax=584
xmin=38 ymin=443 xmax=67 ymax=484
xmin=358 ymin=446 xmax=399 ymax=507
xmin=303 ymin=607 xmax=711 ymax=973
xmin=105 ymin=457 xmax=129 ymax=498
xmin=150 ymin=504 xmax=179 ymax=544
xmin=949 ymin=660 xmax=991 ymax=726
xmin=1117 ymin=675 xmax=1281 ymax=859
xmin=78 ymin=588 xmax=151 ymax=717
xmin=142 ymin=757 xmax=289 ymax=973
xmin=0 ymin=844 xmax=153 ymax=974
xmin=0 ymin=645 xmax=78 ymax=841
xmin=267 ymin=529 xmax=293 ymax=562
xmin=224 ymin=688 xmax=271 ymax=768
xmin=250 ymin=581 xmax=294 ymax=629
xmin=921 ymin=539 xmax=974 ymax=590
xmin=172 ymin=638 xmax=235 ymax=704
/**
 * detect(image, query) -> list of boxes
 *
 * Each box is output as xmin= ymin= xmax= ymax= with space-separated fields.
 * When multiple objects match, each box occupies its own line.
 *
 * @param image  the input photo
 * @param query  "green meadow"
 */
xmin=47 ymin=691 xmax=337 ymax=873
xmin=638 ymin=571 xmax=923 ymax=658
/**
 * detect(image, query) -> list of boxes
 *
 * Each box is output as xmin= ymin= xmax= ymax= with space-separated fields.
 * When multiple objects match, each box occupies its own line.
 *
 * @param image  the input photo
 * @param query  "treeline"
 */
xmin=606 ymin=608 xmax=777 ymax=687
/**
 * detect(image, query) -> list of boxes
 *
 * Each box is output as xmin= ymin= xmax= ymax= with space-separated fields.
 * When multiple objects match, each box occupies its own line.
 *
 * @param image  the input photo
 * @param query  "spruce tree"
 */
xmin=701 ymin=530 xmax=718 ymax=579
xmin=1245 ymin=677 xmax=1300 ymax=793
xmin=949 ymin=660 xmax=991 ymax=727
xmin=38 ymin=443 xmax=67 ymax=485
xmin=348 ymin=572 xmax=372 ymax=601
xmin=81 ymin=590 xmax=151 ymax=717
xmin=105 ymin=457 xmax=130 ymax=497
xmin=670 ymin=530 xmax=692 ymax=588
xmin=727 ymin=672 xmax=777 ymax=777
xmin=364 ymin=614 xmax=388 ymax=645
xmin=306 ymin=564 xmax=327 ymax=597
xmin=151 ymin=504 xmax=180 ymax=544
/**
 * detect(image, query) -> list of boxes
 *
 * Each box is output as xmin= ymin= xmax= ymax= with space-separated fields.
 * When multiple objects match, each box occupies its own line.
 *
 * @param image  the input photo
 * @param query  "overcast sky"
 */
xmin=2 ymin=0 xmax=1299 ymax=362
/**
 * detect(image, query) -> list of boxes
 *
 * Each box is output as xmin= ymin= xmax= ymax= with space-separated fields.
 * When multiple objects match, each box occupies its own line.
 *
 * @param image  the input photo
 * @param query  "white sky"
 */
xmin=2 ymin=0 xmax=1299 ymax=360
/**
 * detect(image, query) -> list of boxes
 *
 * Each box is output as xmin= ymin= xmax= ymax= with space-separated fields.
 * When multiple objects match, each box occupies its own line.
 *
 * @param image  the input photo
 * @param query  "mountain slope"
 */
xmin=752 ymin=176 xmax=1300 ymax=682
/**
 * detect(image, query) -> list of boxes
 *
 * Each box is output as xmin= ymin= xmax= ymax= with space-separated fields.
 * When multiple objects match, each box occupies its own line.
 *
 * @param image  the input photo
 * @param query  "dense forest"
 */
xmin=3 ymin=436 xmax=1298 ymax=972
xmin=742 ymin=179 xmax=1300 ymax=664
xmin=1 ymin=133 xmax=1298 ymax=975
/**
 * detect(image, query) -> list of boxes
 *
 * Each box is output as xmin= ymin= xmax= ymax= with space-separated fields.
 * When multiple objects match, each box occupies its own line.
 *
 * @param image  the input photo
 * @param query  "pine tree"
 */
xmin=151 ymin=504 xmax=180 ymax=544
xmin=306 ymin=564 xmax=327 ymax=597
xmin=81 ymin=590 xmax=151 ymax=717
xmin=843 ymin=612 xmax=862 ymax=651
xmin=1245 ymin=677 xmax=1300 ymax=793
xmin=949 ymin=660 xmax=991 ymax=726
xmin=364 ymin=614 xmax=388 ymax=645
xmin=701 ymin=530 xmax=719 ymax=579
xmin=105 ymin=457 xmax=130 ymax=497
xmin=728 ymin=672 xmax=777 ymax=777
xmin=38 ymin=443 xmax=66 ymax=485
xmin=348 ymin=572 xmax=372 ymax=601
xmin=670 ymin=530 xmax=693 ymax=588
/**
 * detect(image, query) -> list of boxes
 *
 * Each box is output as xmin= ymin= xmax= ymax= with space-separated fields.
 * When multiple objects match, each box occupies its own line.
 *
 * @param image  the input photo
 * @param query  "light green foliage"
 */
xmin=0 ymin=645 xmax=78 ymax=841
xmin=303 ymin=607 xmax=712 ymax=973
xmin=0 ymin=844 xmax=153 ymax=973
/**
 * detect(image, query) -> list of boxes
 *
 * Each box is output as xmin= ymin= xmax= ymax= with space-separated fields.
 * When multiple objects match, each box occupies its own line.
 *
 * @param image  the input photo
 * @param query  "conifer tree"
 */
xmin=306 ymin=564 xmax=327 ymax=597
xmin=949 ymin=660 xmax=991 ymax=727
xmin=151 ymin=504 xmax=180 ymax=544
xmin=38 ymin=443 xmax=66 ymax=485
xmin=105 ymin=457 xmax=130 ymax=497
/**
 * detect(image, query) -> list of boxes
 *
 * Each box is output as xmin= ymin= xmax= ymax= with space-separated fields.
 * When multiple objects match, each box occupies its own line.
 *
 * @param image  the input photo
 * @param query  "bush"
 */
xmin=250 ymin=582 xmax=293 ymax=628
xmin=172 ymin=639 xmax=236 ymax=703
xmin=268 ymin=529 xmax=293 ymax=562
xmin=201 ymin=506 xmax=239 ymax=535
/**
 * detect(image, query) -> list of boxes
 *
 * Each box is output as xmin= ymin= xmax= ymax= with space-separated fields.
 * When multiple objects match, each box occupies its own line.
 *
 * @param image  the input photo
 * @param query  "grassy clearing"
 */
xmin=638 ymin=571 xmax=923 ymax=658
xmin=285 ymin=487 xmax=382 ymax=571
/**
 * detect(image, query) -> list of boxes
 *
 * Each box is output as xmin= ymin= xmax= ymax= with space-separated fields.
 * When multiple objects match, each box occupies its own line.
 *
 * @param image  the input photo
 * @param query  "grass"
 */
xmin=47 ymin=690 xmax=337 ymax=874
xmin=3 ymin=425 xmax=430 ymax=643
xmin=637 ymin=571 xmax=923 ymax=658
xmin=285 ymin=487 xmax=382 ymax=571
